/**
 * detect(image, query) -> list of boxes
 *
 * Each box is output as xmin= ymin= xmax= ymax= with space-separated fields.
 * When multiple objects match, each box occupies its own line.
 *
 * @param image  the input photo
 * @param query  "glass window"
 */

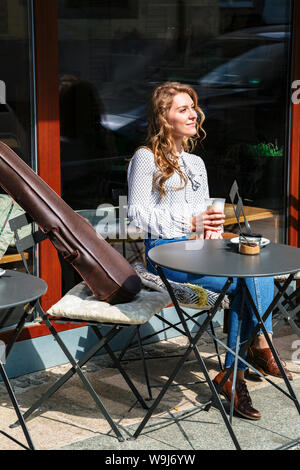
xmin=0 ymin=0 xmax=36 ymax=273
xmin=57 ymin=0 xmax=293 ymax=243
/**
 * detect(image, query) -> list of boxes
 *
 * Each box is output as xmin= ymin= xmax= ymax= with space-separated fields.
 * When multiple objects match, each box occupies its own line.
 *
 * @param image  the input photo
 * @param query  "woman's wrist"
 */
xmin=190 ymin=216 xmax=196 ymax=232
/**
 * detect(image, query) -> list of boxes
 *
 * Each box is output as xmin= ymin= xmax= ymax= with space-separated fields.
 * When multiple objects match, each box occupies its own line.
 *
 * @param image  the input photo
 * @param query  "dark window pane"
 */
xmin=0 ymin=0 xmax=34 ymax=165
xmin=0 ymin=0 xmax=36 ymax=274
xmin=58 ymin=0 xmax=293 ymax=243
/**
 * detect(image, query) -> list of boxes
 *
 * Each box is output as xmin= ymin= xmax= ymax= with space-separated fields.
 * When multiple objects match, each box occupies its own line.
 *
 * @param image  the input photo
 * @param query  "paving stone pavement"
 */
xmin=0 ymin=325 xmax=300 ymax=451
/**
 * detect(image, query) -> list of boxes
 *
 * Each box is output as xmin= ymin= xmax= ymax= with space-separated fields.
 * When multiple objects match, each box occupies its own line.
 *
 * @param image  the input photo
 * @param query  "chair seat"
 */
xmin=47 ymin=282 xmax=170 ymax=325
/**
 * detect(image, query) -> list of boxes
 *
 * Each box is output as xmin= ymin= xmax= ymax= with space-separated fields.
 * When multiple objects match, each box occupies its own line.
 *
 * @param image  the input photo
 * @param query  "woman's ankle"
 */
xmin=226 ymin=368 xmax=245 ymax=383
xmin=252 ymin=332 xmax=272 ymax=349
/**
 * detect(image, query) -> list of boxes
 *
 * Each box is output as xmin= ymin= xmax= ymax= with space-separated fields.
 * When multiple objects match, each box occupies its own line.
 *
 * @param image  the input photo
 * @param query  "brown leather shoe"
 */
xmin=246 ymin=346 xmax=293 ymax=381
xmin=213 ymin=371 xmax=261 ymax=420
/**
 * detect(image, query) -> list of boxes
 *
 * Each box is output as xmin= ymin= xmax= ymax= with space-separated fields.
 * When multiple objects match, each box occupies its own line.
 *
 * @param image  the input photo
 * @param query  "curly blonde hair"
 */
xmin=143 ymin=82 xmax=206 ymax=199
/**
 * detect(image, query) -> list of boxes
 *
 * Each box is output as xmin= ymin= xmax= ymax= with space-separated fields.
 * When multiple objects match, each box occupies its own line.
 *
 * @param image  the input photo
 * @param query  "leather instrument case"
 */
xmin=0 ymin=141 xmax=141 ymax=304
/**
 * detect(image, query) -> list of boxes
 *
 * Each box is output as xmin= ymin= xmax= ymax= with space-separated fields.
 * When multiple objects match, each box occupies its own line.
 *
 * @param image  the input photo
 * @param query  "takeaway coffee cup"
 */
xmin=205 ymin=197 xmax=225 ymax=212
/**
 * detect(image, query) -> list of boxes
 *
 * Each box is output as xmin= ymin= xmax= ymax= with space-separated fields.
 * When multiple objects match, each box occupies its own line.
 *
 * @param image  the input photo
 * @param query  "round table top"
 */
xmin=148 ymin=239 xmax=300 ymax=278
xmin=0 ymin=269 xmax=48 ymax=310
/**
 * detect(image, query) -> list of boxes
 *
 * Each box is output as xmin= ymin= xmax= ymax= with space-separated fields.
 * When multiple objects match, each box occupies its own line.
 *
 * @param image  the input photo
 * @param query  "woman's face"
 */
xmin=166 ymin=92 xmax=197 ymax=140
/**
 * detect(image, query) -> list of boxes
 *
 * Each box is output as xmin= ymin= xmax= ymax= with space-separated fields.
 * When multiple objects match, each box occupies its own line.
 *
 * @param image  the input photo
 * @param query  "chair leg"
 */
xmin=113 ymin=325 xmax=153 ymax=401
xmin=117 ymin=326 xmax=138 ymax=363
xmin=91 ymin=326 xmax=148 ymax=409
xmin=136 ymin=326 xmax=153 ymax=400
xmin=12 ymin=318 xmax=127 ymax=442
xmin=118 ymin=311 xmax=225 ymax=400
xmin=209 ymin=321 xmax=224 ymax=371
xmin=70 ymin=359 xmax=126 ymax=441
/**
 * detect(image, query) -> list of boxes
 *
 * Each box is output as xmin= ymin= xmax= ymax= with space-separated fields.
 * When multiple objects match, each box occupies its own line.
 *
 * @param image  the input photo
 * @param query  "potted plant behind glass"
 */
xmin=224 ymin=141 xmax=283 ymax=205
xmin=247 ymin=142 xmax=283 ymax=203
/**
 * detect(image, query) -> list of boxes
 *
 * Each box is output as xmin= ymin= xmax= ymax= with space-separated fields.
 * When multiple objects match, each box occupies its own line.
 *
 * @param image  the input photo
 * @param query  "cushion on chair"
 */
xmin=47 ymin=282 xmax=170 ymax=325
xmin=133 ymin=262 xmax=230 ymax=310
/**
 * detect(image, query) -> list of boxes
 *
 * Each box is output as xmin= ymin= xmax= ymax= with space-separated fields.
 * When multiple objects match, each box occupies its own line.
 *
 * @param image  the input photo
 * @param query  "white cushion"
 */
xmin=47 ymin=282 xmax=170 ymax=325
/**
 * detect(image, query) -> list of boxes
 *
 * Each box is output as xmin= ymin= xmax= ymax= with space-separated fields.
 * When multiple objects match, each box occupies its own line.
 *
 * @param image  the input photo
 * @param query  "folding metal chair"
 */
xmin=9 ymin=213 xmax=170 ymax=442
xmin=230 ymin=179 xmax=300 ymax=338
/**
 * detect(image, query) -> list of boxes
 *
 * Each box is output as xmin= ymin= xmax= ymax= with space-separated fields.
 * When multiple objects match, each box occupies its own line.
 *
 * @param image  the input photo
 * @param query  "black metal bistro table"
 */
xmin=132 ymin=239 xmax=300 ymax=450
xmin=0 ymin=269 xmax=47 ymax=450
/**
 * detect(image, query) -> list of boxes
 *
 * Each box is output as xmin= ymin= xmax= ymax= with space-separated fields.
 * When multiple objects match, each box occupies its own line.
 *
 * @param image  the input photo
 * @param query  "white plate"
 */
xmin=0 ymin=268 xmax=5 ymax=276
xmin=230 ymin=237 xmax=270 ymax=247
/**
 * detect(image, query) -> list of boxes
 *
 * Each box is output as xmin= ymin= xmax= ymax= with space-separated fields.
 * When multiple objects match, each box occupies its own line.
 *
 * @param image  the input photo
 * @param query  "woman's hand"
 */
xmin=190 ymin=208 xmax=225 ymax=238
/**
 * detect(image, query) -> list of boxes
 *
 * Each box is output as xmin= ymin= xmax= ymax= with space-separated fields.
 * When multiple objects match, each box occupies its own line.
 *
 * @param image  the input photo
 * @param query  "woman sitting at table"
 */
xmin=127 ymin=81 xmax=292 ymax=420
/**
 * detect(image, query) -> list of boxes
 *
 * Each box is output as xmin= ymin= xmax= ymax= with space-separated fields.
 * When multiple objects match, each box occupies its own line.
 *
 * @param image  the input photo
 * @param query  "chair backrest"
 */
xmin=229 ymin=180 xmax=251 ymax=235
xmin=9 ymin=213 xmax=48 ymax=274
xmin=9 ymin=213 xmax=91 ymax=295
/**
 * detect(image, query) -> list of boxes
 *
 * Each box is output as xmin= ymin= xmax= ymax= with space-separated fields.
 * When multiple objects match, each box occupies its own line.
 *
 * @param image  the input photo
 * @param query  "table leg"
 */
xmin=219 ymin=274 xmax=300 ymax=416
xmin=240 ymin=277 xmax=300 ymax=415
xmin=131 ymin=275 xmax=242 ymax=450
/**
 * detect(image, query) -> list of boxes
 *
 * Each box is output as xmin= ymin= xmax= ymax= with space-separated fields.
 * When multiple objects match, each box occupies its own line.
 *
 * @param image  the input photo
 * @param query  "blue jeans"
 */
xmin=144 ymin=236 xmax=274 ymax=370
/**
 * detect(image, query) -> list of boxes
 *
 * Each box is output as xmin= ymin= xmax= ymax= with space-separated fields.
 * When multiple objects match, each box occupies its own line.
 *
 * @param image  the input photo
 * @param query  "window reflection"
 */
xmin=59 ymin=75 xmax=121 ymax=206
xmin=0 ymin=0 xmax=33 ymax=165
xmin=58 ymin=0 xmax=292 ymax=243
